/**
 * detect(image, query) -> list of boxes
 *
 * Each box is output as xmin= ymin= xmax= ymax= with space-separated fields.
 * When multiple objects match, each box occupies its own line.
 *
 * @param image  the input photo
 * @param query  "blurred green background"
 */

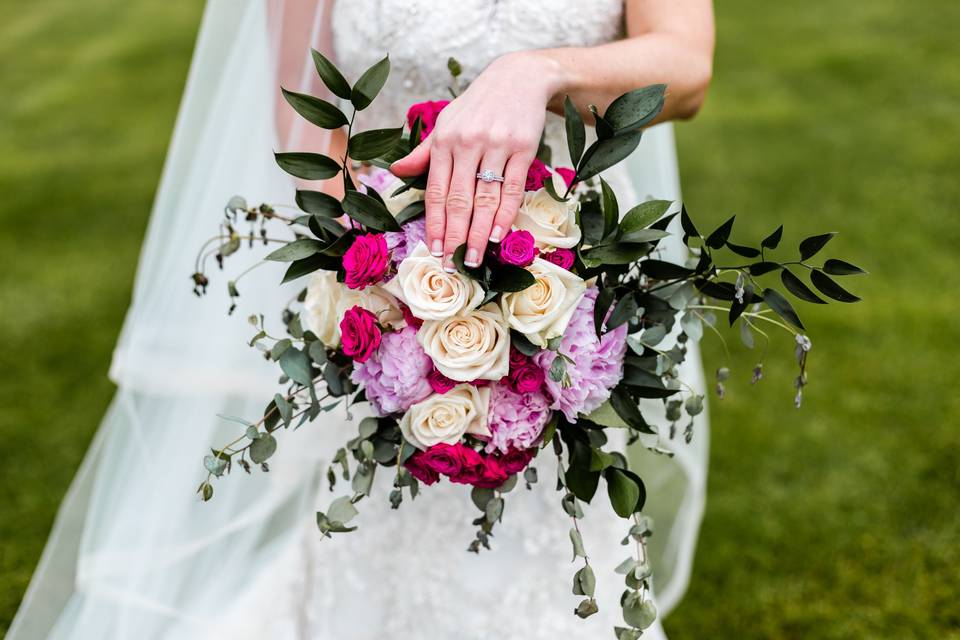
xmin=1 ymin=1 xmax=957 ymax=638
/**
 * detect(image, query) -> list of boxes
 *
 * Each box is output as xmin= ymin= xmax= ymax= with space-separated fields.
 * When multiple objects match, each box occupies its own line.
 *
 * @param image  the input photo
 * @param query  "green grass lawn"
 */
xmin=0 ymin=1 xmax=957 ymax=637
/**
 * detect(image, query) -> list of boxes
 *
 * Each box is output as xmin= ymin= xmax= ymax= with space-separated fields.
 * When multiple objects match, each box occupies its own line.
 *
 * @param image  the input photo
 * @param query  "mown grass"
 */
xmin=0 ymin=1 xmax=957 ymax=637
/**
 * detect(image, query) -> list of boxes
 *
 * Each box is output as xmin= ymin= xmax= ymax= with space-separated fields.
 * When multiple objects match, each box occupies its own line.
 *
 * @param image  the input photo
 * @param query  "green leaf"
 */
xmin=348 ymin=127 xmax=404 ymax=161
xmin=605 ymin=467 xmax=641 ymax=517
xmin=594 ymin=287 xmax=616 ymax=337
xmin=603 ymin=84 xmax=667 ymax=134
xmin=281 ymin=88 xmax=348 ymax=129
xmin=680 ymin=204 xmax=700 ymax=239
xmin=748 ymin=261 xmax=781 ymax=276
xmin=640 ymin=260 xmax=695 ymax=280
xmin=799 ymin=232 xmax=836 ymax=260
xmin=484 ymin=497 xmax=504 ymax=523
xmin=583 ymin=242 xmax=650 ymax=265
xmin=395 ymin=200 xmax=426 ymax=226
xmin=810 ymin=270 xmax=861 ymax=302
xmin=327 ymin=495 xmax=359 ymax=525
xmin=569 ymin=527 xmax=587 ymax=559
xmin=203 ymin=454 xmax=228 ymax=477
xmin=295 ymin=190 xmax=342 ymax=217
xmin=574 ymin=565 xmax=597 ymax=597
xmin=623 ymin=599 xmax=658 ymax=630
xmin=780 ymin=269 xmax=826 ymax=304
xmin=249 ymin=433 xmax=277 ymax=464
xmin=823 ymin=258 xmax=867 ymax=275
xmin=600 ymin=178 xmax=619 ymax=233
xmin=311 ymin=49 xmax=352 ymax=100
xmin=489 ymin=264 xmax=535 ymax=292
xmin=579 ymin=198 xmax=605 ymax=245
xmin=565 ymin=466 xmax=601 ymax=503
xmin=351 ymin=55 xmax=390 ymax=110
xmin=577 ymin=129 xmax=644 ymax=182
xmin=511 ymin=330 xmax=539 ymax=356
xmin=621 ymin=228 xmax=670 ymax=244
xmin=265 ymin=238 xmax=323 ymax=262
xmin=620 ymin=200 xmax=671 ymax=235
xmin=609 ymin=387 xmax=655 ymax=434
xmin=447 ymin=57 xmax=462 ymax=77
xmin=726 ymin=241 xmax=762 ymax=258
xmin=706 ymin=215 xmax=736 ymax=249
xmin=341 ymin=190 xmax=402 ymax=231
xmin=575 ymin=598 xmax=600 ymax=619
xmin=471 ymin=487 xmax=495 ymax=510
xmin=275 ymin=152 xmax=341 ymax=180
xmin=282 ymin=253 xmax=340 ymax=283
xmin=279 ymin=347 xmax=314 ymax=385
xmin=607 ymin=294 xmax=638 ymax=331
xmin=762 ymin=287 xmax=805 ymax=330
xmin=761 ymin=224 xmax=783 ymax=250
xmin=274 ymin=393 xmax=293 ymax=427
xmin=564 ymin=95 xmax=586 ymax=166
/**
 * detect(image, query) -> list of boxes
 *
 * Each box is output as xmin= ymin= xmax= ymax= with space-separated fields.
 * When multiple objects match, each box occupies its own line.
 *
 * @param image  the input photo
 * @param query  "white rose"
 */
xmin=418 ymin=304 xmax=511 ymax=382
xmin=501 ymin=257 xmax=587 ymax=347
xmin=357 ymin=285 xmax=405 ymax=330
xmin=514 ymin=174 xmax=582 ymax=249
xmin=382 ymin=176 xmax=424 ymax=217
xmin=384 ymin=242 xmax=484 ymax=320
xmin=399 ymin=384 xmax=491 ymax=450
xmin=303 ymin=270 xmax=361 ymax=347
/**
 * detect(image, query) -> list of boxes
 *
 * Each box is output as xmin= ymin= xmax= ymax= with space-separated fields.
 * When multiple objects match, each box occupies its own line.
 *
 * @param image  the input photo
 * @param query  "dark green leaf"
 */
xmin=726 ymin=242 xmax=761 ymax=258
xmin=579 ymin=198 xmax=605 ymax=246
xmin=640 ymin=260 xmax=694 ymax=280
xmin=603 ymin=84 xmax=666 ymax=134
xmin=680 ymin=203 xmax=699 ymax=239
xmin=591 ymin=106 xmax=615 ymax=140
xmin=594 ymin=287 xmax=616 ymax=337
xmin=395 ymin=200 xmax=426 ymax=226
xmin=511 ymin=330 xmax=539 ymax=356
xmin=621 ymin=228 xmax=670 ymax=244
xmin=607 ymin=294 xmax=638 ymax=331
xmin=564 ymin=95 xmax=586 ymax=166
xmin=577 ymin=129 xmax=644 ymax=182
xmin=265 ymin=239 xmax=323 ymax=262
xmin=489 ymin=265 xmax=536 ymax=292
xmin=279 ymin=348 xmax=314 ymax=385
xmin=348 ymin=127 xmax=404 ymax=161
xmin=620 ymin=199 xmax=671 ymax=235
xmin=275 ymin=152 xmax=341 ymax=180
xmin=706 ymin=215 xmax=736 ymax=249
xmin=609 ymin=387 xmax=655 ymax=434
xmin=565 ymin=466 xmax=601 ymax=503
xmin=296 ymin=190 xmax=342 ymax=217
xmin=309 ymin=214 xmax=347 ymax=238
xmin=351 ymin=55 xmax=390 ymax=110
xmin=281 ymin=88 xmax=348 ymax=129
xmin=762 ymin=288 xmax=805 ymax=330
xmin=780 ymin=269 xmax=826 ymax=304
xmin=311 ymin=49 xmax=352 ymax=100
xmin=748 ymin=261 xmax=781 ymax=276
xmin=600 ymin=178 xmax=619 ymax=234
xmin=342 ymin=190 xmax=402 ymax=231
xmin=823 ymin=258 xmax=867 ymax=276
xmin=605 ymin=468 xmax=641 ymax=517
xmin=810 ymin=270 xmax=861 ymax=302
xmin=762 ymin=225 xmax=784 ymax=250
xmin=583 ymin=243 xmax=650 ymax=265
xmin=799 ymin=232 xmax=836 ymax=260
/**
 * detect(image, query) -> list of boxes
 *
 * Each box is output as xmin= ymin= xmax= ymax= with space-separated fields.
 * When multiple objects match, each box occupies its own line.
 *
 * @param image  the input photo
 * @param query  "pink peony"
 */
xmin=534 ymin=288 xmax=628 ymax=422
xmin=384 ymin=217 xmax=427 ymax=265
xmin=525 ymin=158 xmax=553 ymax=191
xmin=340 ymin=306 xmax=381 ymax=363
xmin=484 ymin=383 xmax=552 ymax=455
xmin=509 ymin=362 xmax=545 ymax=394
xmin=554 ymin=166 xmax=577 ymax=189
xmin=543 ymin=248 xmax=575 ymax=270
xmin=350 ymin=325 xmax=433 ymax=414
xmin=343 ymin=233 xmax=390 ymax=290
xmin=404 ymin=451 xmax=440 ymax=485
xmin=428 ymin=367 xmax=457 ymax=394
xmin=497 ymin=447 xmax=537 ymax=474
xmin=406 ymin=100 xmax=450 ymax=140
xmin=498 ymin=229 xmax=538 ymax=267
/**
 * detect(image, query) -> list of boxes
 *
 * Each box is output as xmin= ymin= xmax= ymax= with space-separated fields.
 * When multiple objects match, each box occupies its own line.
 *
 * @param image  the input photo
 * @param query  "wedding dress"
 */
xmin=8 ymin=2 xmax=708 ymax=639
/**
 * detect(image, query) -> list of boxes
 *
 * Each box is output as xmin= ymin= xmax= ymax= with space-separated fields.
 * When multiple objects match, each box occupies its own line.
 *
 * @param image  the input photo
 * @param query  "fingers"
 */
xmin=441 ymin=148 xmax=482 ymax=272
xmin=389 ymin=137 xmax=431 ymax=177
xmin=464 ymin=152 xmax=508 ymax=266
xmin=422 ymin=146 xmax=452 ymax=258
xmin=490 ymin=152 xmax=534 ymax=243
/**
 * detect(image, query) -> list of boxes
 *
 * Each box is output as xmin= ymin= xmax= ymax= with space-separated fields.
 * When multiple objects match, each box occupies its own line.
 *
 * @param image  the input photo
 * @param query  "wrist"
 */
xmin=500 ymin=49 xmax=572 ymax=103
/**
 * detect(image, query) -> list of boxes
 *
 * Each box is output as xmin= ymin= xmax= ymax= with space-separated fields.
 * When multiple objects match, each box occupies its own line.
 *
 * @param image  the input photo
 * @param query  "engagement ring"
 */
xmin=477 ymin=170 xmax=505 ymax=183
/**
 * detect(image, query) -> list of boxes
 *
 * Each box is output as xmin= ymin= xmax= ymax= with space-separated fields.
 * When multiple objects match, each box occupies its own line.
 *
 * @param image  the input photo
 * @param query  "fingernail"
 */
xmin=464 ymin=248 xmax=479 ymax=267
xmin=489 ymin=226 xmax=503 ymax=243
xmin=443 ymin=255 xmax=457 ymax=273
xmin=431 ymin=240 xmax=443 ymax=257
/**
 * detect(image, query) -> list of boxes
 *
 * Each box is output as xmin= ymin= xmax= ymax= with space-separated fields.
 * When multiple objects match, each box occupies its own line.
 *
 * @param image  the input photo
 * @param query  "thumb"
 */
xmin=390 ymin=137 xmax=432 ymax=177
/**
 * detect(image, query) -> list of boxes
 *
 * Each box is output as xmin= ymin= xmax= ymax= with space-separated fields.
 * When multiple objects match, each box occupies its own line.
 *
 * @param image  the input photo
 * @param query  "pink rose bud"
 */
xmin=427 ymin=367 xmax=457 ymax=394
xmin=404 ymin=450 xmax=440 ymax=485
xmin=498 ymin=230 xmax=538 ymax=267
xmin=544 ymin=248 xmax=575 ymax=270
xmin=525 ymin=157 xmax=553 ymax=191
xmin=498 ymin=447 xmax=537 ymax=475
xmin=406 ymin=100 xmax=450 ymax=140
xmin=343 ymin=233 xmax=390 ymax=290
xmin=510 ymin=362 xmax=545 ymax=394
xmin=339 ymin=306 xmax=381 ymax=363
xmin=554 ymin=167 xmax=577 ymax=189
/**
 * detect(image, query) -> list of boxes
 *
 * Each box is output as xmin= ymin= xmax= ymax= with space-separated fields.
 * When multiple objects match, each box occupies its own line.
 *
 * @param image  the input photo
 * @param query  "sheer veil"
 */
xmin=8 ymin=2 xmax=706 ymax=637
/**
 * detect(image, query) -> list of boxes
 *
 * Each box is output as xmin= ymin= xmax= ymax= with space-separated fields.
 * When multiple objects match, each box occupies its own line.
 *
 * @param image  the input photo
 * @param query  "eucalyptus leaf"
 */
xmin=327 ymin=495 xmax=359 ymax=524
xmin=249 ymin=433 xmax=277 ymax=464
xmin=569 ymin=527 xmax=587 ymax=559
xmin=279 ymin=347 xmax=314 ymax=385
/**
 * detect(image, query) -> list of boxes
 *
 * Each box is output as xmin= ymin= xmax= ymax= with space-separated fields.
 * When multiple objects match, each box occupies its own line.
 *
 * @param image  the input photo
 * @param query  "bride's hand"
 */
xmin=391 ymin=51 xmax=563 ymax=271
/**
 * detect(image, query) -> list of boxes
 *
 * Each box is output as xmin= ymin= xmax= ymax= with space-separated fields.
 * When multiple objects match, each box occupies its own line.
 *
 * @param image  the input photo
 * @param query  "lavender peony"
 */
xmin=384 ymin=217 xmax=427 ymax=265
xmin=484 ymin=383 xmax=552 ymax=454
xmin=351 ymin=325 xmax=433 ymax=415
xmin=535 ymin=287 xmax=627 ymax=422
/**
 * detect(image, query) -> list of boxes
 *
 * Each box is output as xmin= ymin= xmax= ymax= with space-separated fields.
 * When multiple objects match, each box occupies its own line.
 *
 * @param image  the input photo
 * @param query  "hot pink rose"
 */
xmin=472 ymin=456 xmax=509 ymax=489
xmin=449 ymin=446 xmax=486 ymax=485
xmin=419 ymin=443 xmax=464 ymax=476
xmin=406 ymin=100 xmax=450 ymax=140
xmin=498 ymin=230 xmax=538 ymax=267
xmin=525 ymin=158 xmax=553 ymax=191
xmin=509 ymin=362 xmax=545 ymax=394
xmin=400 ymin=302 xmax=422 ymax=330
xmin=509 ymin=346 xmax=530 ymax=369
xmin=339 ymin=306 xmax=381 ymax=363
xmin=555 ymin=166 xmax=577 ymax=188
xmin=427 ymin=368 xmax=457 ymax=394
xmin=404 ymin=451 xmax=440 ymax=485
xmin=543 ymin=248 xmax=575 ymax=270
xmin=343 ymin=233 xmax=390 ymax=290
xmin=498 ymin=447 xmax=536 ymax=474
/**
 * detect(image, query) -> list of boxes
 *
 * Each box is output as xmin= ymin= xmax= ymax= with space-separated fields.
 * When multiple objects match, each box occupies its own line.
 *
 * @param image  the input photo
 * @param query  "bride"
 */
xmin=9 ymin=1 xmax=714 ymax=638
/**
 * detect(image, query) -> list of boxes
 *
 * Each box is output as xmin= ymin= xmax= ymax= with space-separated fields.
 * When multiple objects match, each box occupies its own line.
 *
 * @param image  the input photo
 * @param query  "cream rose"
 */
xmin=384 ymin=242 xmax=484 ymax=320
xmin=417 ymin=304 xmax=511 ymax=382
xmin=302 ymin=270 xmax=360 ymax=347
xmin=399 ymin=384 xmax=491 ymax=450
xmin=357 ymin=285 xmax=405 ymax=330
xmin=381 ymin=176 xmax=424 ymax=217
xmin=514 ymin=174 xmax=582 ymax=249
xmin=501 ymin=257 xmax=587 ymax=347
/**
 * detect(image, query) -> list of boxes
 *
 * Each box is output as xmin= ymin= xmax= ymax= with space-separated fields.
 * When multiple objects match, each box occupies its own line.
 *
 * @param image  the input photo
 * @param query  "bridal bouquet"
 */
xmin=192 ymin=53 xmax=863 ymax=637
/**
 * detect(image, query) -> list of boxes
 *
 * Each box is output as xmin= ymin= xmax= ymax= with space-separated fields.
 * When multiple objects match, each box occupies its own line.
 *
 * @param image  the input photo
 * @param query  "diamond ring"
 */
xmin=476 ymin=170 xmax=505 ymax=183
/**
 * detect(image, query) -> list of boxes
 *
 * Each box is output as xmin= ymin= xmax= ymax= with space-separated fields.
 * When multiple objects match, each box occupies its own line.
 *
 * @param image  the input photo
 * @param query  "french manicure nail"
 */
xmin=431 ymin=240 xmax=444 ymax=257
xmin=443 ymin=256 xmax=457 ymax=273
xmin=464 ymin=248 xmax=479 ymax=267
xmin=489 ymin=226 xmax=503 ymax=243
